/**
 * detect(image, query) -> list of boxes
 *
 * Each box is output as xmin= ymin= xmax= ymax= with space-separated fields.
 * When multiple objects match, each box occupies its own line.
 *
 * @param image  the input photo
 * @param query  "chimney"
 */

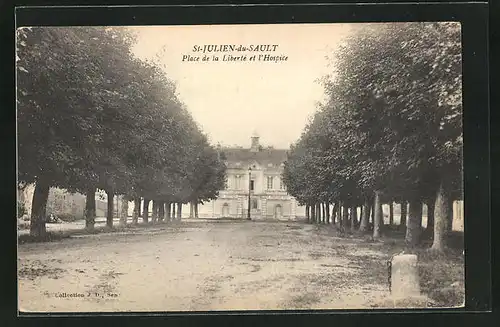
xmin=250 ymin=131 xmax=260 ymax=152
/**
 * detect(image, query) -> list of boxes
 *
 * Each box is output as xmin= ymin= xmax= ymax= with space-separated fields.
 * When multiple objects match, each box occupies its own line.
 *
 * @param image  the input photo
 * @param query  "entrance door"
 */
xmin=274 ymin=204 xmax=282 ymax=219
xmin=222 ymin=203 xmax=230 ymax=217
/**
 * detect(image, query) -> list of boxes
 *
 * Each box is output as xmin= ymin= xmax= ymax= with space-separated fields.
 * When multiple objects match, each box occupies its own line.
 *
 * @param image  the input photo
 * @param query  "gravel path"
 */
xmin=18 ymin=220 xmax=392 ymax=312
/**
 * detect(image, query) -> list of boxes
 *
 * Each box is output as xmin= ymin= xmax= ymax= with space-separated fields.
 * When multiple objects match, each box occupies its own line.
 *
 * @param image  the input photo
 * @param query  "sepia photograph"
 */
xmin=16 ymin=22 xmax=464 ymax=313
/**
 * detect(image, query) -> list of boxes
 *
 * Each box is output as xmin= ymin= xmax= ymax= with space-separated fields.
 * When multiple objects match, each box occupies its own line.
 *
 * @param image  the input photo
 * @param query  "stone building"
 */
xmin=17 ymin=184 xmax=109 ymax=220
xmin=194 ymin=134 xmax=306 ymax=220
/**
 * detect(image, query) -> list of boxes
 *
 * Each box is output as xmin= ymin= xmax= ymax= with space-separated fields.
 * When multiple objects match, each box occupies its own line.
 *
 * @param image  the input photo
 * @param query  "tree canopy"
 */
xmin=17 ymin=26 xmax=227 ymax=236
xmin=282 ymin=22 xmax=462 ymax=248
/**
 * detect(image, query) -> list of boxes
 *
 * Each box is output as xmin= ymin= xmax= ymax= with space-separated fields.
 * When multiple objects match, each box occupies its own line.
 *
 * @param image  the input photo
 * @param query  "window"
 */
xmin=280 ymin=178 xmax=285 ymax=190
xmin=234 ymin=175 xmax=241 ymax=189
xmin=267 ymin=176 xmax=274 ymax=190
xmin=252 ymin=199 xmax=258 ymax=209
xmin=250 ymin=180 xmax=255 ymax=191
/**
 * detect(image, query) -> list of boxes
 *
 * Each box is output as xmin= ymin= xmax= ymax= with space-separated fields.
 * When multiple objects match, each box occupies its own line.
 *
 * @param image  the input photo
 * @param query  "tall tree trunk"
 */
xmin=350 ymin=206 xmax=357 ymax=233
xmin=389 ymin=202 xmax=394 ymax=225
xmin=106 ymin=190 xmax=114 ymax=228
xmin=152 ymin=201 xmax=158 ymax=223
xmin=84 ymin=188 xmax=96 ymax=231
xmin=336 ymin=202 xmax=341 ymax=225
xmin=359 ymin=198 xmax=370 ymax=232
xmin=305 ymin=204 xmax=310 ymax=222
xmin=342 ymin=204 xmax=349 ymax=229
xmin=373 ymin=191 xmax=383 ymax=240
xmin=158 ymin=200 xmax=165 ymax=223
xmin=132 ymin=197 xmax=140 ymax=225
xmin=311 ymin=204 xmax=316 ymax=224
xmin=400 ymin=201 xmax=407 ymax=229
xmin=425 ymin=199 xmax=435 ymax=237
xmin=331 ymin=202 xmax=338 ymax=224
xmin=431 ymin=179 xmax=453 ymax=251
xmin=163 ymin=201 xmax=167 ymax=221
xmin=189 ymin=202 xmax=193 ymax=218
xmin=317 ymin=203 xmax=321 ymax=223
xmin=195 ymin=202 xmax=199 ymax=218
xmin=370 ymin=204 xmax=375 ymax=224
xmin=325 ymin=202 xmax=330 ymax=224
xmin=165 ymin=201 xmax=171 ymax=222
xmin=29 ymin=180 xmax=50 ymax=237
xmin=171 ymin=202 xmax=176 ymax=220
xmin=406 ymin=199 xmax=423 ymax=247
xmin=143 ymin=199 xmax=150 ymax=223
xmin=119 ymin=196 xmax=128 ymax=226
xmin=177 ymin=203 xmax=182 ymax=220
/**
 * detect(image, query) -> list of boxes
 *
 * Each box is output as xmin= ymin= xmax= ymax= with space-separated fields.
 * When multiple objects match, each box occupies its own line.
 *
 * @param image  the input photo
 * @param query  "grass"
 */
xmin=378 ymin=227 xmax=465 ymax=306
xmin=310 ymin=223 xmax=465 ymax=308
xmin=417 ymin=249 xmax=464 ymax=307
xmin=17 ymin=220 xmax=186 ymax=244
xmin=18 ymin=232 xmax=72 ymax=244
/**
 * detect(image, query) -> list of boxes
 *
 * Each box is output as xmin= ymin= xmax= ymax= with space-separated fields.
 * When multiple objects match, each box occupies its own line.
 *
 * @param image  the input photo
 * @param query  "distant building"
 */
xmin=194 ymin=134 xmax=306 ymax=220
xmin=17 ymin=185 xmax=111 ymax=219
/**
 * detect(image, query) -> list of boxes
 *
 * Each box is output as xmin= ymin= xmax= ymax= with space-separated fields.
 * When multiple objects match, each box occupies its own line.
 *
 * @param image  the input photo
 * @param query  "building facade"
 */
xmin=194 ymin=134 xmax=306 ymax=220
xmin=17 ymin=185 xmax=111 ymax=220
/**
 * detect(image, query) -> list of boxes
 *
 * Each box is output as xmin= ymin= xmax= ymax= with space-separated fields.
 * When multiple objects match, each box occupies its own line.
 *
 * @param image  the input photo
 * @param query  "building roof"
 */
xmin=221 ymin=147 xmax=288 ymax=168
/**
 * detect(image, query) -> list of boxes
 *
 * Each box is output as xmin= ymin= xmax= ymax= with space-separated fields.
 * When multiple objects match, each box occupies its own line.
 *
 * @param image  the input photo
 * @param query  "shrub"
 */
xmin=18 ymin=221 xmax=30 ymax=230
xmin=55 ymin=213 xmax=81 ymax=222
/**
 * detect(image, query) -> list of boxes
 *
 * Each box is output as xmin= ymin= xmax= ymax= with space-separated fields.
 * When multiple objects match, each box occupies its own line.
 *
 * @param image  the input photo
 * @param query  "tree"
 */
xmin=284 ymin=23 xmax=462 ymax=249
xmin=322 ymin=22 xmax=462 ymax=246
xmin=17 ymin=26 xmax=214 ymax=235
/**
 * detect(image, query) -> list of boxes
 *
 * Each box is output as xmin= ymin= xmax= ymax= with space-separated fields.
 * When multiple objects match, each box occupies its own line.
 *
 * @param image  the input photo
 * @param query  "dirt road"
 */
xmin=18 ymin=220 xmax=393 ymax=312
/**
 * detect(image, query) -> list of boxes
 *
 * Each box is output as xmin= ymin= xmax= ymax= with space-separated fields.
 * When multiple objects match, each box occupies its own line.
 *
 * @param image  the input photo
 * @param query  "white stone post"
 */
xmin=391 ymin=254 xmax=420 ymax=298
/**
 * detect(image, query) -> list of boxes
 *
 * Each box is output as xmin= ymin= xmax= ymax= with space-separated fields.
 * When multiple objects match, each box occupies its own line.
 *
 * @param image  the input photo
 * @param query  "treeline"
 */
xmin=282 ymin=23 xmax=462 ymax=251
xmin=17 ymin=27 xmax=226 ymax=237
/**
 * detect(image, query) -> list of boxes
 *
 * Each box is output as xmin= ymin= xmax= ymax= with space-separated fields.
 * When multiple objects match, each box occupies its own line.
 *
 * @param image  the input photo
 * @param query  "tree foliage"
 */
xmin=283 ymin=22 xmax=462 ymax=248
xmin=17 ymin=27 xmax=227 ymax=236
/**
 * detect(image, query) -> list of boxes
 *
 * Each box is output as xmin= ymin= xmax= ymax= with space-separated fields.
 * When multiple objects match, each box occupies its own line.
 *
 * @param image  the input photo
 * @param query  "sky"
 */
xmin=130 ymin=24 xmax=354 ymax=149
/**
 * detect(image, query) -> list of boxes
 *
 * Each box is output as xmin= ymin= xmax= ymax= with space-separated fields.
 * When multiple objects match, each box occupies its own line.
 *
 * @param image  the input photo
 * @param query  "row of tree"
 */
xmin=17 ymin=27 xmax=226 ymax=237
xmin=282 ymin=22 xmax=463 ymax=251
